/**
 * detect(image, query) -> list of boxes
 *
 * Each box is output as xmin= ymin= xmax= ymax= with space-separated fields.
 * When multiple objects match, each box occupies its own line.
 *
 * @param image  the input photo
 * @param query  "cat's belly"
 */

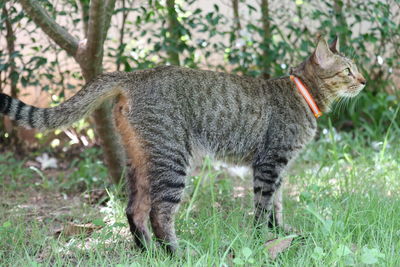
xmin=190 ymin=139 xmax=256 ymax=167
xmin=214 ymin=150 xmax=255 ymax=165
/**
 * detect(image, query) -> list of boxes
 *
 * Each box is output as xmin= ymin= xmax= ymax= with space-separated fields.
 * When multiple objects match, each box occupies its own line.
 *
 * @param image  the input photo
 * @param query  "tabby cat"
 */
xmin=0 ymin=37 xmax=366 ymax=253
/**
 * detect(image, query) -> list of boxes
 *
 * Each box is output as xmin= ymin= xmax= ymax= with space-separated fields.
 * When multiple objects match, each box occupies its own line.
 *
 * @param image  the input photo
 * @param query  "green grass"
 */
xmin=0 ymin=124 xmax=399 ymax=266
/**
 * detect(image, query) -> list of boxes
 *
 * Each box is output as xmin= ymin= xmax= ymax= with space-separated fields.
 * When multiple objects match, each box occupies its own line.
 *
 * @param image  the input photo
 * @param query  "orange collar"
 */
xmin=290 ymin=75 xmax=322 ymax=118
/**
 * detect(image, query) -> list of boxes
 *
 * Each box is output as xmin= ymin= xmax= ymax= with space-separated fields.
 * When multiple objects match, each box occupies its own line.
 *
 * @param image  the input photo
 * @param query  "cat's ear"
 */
xmin=329 ymin=36 xmax=340 ymax=53
xmin=312 ymin=38 xmax=335 ymax=68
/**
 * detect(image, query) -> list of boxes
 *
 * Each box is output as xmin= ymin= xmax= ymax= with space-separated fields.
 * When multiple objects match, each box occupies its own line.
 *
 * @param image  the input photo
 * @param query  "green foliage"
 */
xmin=232 ymin=247 xmax=255 ymax=265
xmin=0 ymin=152 xmax=33 ymax=190
xmin=1 ymin=0 xmax=83 ymax=102
xmin=59 ymin=148 xmax=109 ymax=192
xmin=322 ymin=91 xmax=400 ymax=139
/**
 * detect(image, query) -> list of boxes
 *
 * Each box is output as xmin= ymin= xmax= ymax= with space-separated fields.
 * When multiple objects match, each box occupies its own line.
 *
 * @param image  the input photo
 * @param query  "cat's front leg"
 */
xmin=252 ymin=148 xmax=293 ymax=228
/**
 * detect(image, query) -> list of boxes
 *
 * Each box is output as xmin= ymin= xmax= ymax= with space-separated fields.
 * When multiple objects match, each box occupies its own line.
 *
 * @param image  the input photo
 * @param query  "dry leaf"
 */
xmin=56 ymin=222 xmax=102 ymax=237
xmin=265 ymin=235 xmax=296 ymax=260
xmin=25 ymin=160 xmax=41 ymax=169
xmin=35 ymin=153 xmax=58 ymax=169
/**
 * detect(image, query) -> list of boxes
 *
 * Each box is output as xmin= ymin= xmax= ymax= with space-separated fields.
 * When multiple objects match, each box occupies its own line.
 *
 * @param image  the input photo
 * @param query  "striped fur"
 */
xmin=0 ymin=38 xmax=365 ymax=253
xmin=0 ymin=73 xmax=127 ymax=131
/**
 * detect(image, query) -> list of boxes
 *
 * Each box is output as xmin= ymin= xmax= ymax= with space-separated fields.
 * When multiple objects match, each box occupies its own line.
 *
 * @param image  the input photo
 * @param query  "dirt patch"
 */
xmin=2 ymin=188 xmax=83 ymax=229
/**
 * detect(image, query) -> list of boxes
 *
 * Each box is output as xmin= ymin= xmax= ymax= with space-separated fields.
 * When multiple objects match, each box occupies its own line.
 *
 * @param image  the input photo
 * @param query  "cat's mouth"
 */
xmin=340 ymin=84 xmax=365 ymax=97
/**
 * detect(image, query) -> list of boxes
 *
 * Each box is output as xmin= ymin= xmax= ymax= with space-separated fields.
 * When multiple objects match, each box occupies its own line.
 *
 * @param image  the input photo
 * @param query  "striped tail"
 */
xmin=0 ymin=72 xmax=126 ymax=131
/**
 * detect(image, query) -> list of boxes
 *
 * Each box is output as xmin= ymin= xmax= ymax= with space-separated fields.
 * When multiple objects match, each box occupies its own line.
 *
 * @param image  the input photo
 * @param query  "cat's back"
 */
xmin=124 ymin=65 xmax=268 ymax=98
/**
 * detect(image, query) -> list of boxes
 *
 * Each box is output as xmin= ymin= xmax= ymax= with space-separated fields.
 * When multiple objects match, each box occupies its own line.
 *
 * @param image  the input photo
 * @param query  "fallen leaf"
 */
xmin=25 ymin=160 xmax=41 ymax=169
xmin=265 ymin=235 xmax=297 ymax=260
xmin=56 ymin=222 xmax=102 ymax=237
xmin=35 ymin=153 xmax=58 ymax=170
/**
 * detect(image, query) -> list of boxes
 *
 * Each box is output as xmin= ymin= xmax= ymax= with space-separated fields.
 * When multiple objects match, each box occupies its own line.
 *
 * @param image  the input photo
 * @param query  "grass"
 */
xmin=0 ymin=122 xmax=399 ymax=266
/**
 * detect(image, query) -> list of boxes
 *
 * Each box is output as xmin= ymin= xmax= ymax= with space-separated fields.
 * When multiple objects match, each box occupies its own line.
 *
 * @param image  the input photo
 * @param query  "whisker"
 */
xmin=335 ymin=97 xmax=346 ymax=115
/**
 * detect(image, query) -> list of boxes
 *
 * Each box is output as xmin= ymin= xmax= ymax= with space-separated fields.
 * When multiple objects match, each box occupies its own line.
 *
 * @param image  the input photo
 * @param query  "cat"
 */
xmin=0 ymin=37 xmax=366 ymax=253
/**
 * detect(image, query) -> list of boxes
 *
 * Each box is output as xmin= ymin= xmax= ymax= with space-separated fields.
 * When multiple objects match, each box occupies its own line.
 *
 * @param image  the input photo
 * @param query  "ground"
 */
xmin=0 ymin=126 xmax=399 ymax=266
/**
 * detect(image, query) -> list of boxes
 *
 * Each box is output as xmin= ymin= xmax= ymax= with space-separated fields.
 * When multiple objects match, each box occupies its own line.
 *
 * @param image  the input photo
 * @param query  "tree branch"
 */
xmin=83 ymin=0 xmax=106 ymax=79
xmin=103 ymin=0 xmax=117 ymax=45
xmin=18 ymin=0 xmax=79 ymax=56
xmin=78 ymin=0 xmax=90 ymax=37
xmin=260 ymin=0 xmax=272 ymax=79
xmin=232 ymin=0 xmax=241 ymax=33
xmin=3 ymin=5 xmax=18 ymax=98
xmin=166 ymin=0 xmax=180 ymax=65
xmin=117 ymin=0 xmax=128 ymax=71
xmin=333 ymin=0 xmax=348 ymax=49
xmin=3 ymin=3 xmax=24 ymax=152
xmin=83 ymin=0 xmax=125 ymax=184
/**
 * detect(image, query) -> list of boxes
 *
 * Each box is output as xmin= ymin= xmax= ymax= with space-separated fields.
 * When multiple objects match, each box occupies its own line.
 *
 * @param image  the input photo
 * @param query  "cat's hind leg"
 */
xmin=125 ymin=165 xmax=152 ymax=249
xmin=114 ymin=97 xmax=151 ymax=249
xmin=148 ymin=144 xmax=189 ymax=254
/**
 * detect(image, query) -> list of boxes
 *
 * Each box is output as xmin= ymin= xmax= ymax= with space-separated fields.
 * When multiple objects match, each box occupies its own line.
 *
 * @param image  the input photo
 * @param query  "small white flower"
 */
xmin=239 ymin=29 xmax=251 ymax=38
xmin=377 ymin=55 xmax=383 ymax=65
xmin=371 ymin=141 xmax=383 ymax=151
xmin=235 ymin=38 xmax=245 ymax=48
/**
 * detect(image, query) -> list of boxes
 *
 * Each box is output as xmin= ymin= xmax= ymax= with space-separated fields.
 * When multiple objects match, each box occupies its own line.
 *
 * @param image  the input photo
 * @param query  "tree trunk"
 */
xmin=232 ymin=0 xmax=241 ymax=33
xmin=3 ymin=4 xmax=24 ymax=153
xmin=79 ymin=0 xmax=90 ymax=37
xmin=231 ymin=0 xmax=249 ymax=74
xmin=166 ymin=0 xmax=180 ymax=65
xmin=333 ymin=0 xmax=348 ymax=49
xmin=117 ymin=0 xmax=128 ymax=71
xmin=260 ymin=0 xmax=272 ymax=79
xmin=80 ymin=0 xmax=125 ymax=184
xmin=18 ymin=0 xmax=124 ymax=184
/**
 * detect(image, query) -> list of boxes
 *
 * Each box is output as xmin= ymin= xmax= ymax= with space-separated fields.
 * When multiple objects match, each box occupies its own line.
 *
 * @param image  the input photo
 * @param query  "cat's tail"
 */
xmin=0 ymin=72 xmax=127 ymax=131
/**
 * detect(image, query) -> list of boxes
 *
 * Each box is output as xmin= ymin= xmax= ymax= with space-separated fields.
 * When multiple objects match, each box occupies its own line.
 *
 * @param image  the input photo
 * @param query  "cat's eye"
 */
xmin=343 ymin=68 xmax=352 ymax=76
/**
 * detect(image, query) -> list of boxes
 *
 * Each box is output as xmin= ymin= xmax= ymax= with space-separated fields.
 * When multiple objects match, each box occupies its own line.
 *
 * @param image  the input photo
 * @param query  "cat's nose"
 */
xmin=358 ymin=76 xmax=366 ymax=85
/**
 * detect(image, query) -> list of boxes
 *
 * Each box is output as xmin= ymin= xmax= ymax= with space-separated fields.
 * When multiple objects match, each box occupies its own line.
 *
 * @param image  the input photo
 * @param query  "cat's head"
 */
xmin=291 ymin=37 xmax=366 ymax=109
